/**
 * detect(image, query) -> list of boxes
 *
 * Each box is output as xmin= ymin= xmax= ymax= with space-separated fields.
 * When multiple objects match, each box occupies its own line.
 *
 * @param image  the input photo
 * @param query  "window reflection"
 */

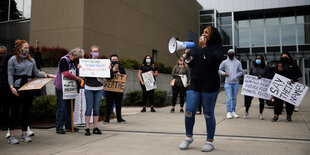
xmin=281 ymin=24 xmax=296 ymax=45
xmin=221 ymin=25 xmax=232 ymax=45
xmin=239 ymin=28 xmax=250 ymax=47
xmin=266 ymin=26 xmax=280 ymax=45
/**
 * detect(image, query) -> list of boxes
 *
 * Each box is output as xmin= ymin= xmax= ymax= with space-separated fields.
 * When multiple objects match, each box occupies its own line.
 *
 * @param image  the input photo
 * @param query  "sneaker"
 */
xmin=231 ymin=112 xmax=239 ymax=118
xmin=65 ymin=127 xmax=79 ymax=132
xmin=117 ymin=119 xmax=126 ymax=123
xmin=201 ymin=141 xmax=214 ymax=152
xmin=243 ymin=112 xmax=248 ymax=119
xmin=8 ymin=136 xmax=19 ymax=144
xmin=151 ymin=107 xmax=156 ymax=112
xmin=259 ymin=113 xmax=264 ymax=120
xmin=179 ymin=137 xmax=193 ymax=150
xmin=6 ymin=128 xmax=10 ymax=138
xmin=93 ymin=128 xmax=102 ymax=134
xmin=56 ymin=128 xmax=65 ymax=134
xmin=286 ymin=116 xmax=292 ymax=122
xmin=141 ymin=107 xmax=146 ymax=113
xmin=170 ymin=108 xmax=175 ymax=113
xmin=103 ymin=121 xmax=109 ymax=125
xmin=272 ymin=116 xmax=279 ymax=122
xmin=180 ymin=109 xmax=184 ymax=113
xmin=226 ymin=112 xmax=232 ymax=119
xmin=21 ymin=134 xmax=32 ymax=143
xmin=27 ymin=126 xmax=34 ymax=136
xmin=85 ymin=128 xmax=91 ymax=136
xmin=294 ymin=107 xmax=299 ymax=112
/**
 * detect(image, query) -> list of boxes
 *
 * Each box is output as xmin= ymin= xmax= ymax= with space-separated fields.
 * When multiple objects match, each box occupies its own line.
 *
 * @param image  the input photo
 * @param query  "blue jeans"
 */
xmin=56 ymin=88 xmax=75 ymax=130
xmin=185 ymin=90 xmax=219 ymax=141
xmin=85 ymin=89 xmax=102 ymax=116
xmin=224 ymin=83 xmax=239 ymax=112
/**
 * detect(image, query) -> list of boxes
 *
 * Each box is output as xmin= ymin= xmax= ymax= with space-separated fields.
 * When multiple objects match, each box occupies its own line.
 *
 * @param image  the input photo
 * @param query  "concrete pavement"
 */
xmin=1 ymin=89 xmax=310 ymax=155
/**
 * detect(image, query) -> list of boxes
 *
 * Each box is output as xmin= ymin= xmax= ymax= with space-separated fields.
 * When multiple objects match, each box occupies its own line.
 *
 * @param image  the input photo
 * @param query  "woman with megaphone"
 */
xmin=179 ymin=26 xmax=224 ymax=152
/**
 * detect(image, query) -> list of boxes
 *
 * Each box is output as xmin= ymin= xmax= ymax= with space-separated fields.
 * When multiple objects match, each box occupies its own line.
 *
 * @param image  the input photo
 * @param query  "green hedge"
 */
xmin=120 ymin=58 xmax=173 ymax=74
xmin=123 ymin=90 xmax=168 ymax=107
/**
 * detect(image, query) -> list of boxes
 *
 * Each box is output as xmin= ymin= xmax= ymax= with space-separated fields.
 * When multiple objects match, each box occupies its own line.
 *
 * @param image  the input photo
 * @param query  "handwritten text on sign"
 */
xmin=267 ymin=73 xmax=308 ymax=106
xmin=142 ymin=71 xmax=157 ymax=91
xmin=62 ymin=69 xmax=78 ymax=99
xmin=18 ymin=78 xmax=53 ymax=91
xmin=79 ymin=59 xmax=110 ymax=78
xmin=241 ymin=74 xmax=272 ymax=100
xmin=104 ymin=74 xmax=127 ymax=93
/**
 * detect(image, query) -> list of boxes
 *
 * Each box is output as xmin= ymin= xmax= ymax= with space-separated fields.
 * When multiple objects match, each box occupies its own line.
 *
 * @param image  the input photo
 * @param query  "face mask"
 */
xmin=228 ymin=53 xmax=234 ymax=58
xmin=146 ymin=59 xmax=151 ymax=63
xmin=19 ymin=49 xmax=29 ymax=58
xmin=111 ymin=61 xmax=119 ymax=65
xmin=91 ymin=52 xmax=99 ymax=58
xmin=281 ymin=57 xmax=289 ymax=64
xmin=256 ymin=59 xmax=261 ymax=64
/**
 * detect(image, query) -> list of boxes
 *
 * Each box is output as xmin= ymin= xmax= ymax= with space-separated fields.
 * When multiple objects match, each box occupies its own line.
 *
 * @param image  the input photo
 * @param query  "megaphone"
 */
xmin=168 ymin=37 xmax=195 ymax=54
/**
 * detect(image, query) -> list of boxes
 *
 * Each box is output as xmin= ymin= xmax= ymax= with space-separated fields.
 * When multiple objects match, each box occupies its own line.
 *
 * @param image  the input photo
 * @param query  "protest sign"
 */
xmin=267 ymin=73 xmax=309 ymax=106
xmin=62 ymin=69 xmax=78 ymax=99
xmin=74 ymin=89 xmax=93 ymax=125
xmin=142 ymin=71 xmax=157 ymax=91
xmin=241 ymin=74 xmax=272 ymax=100
xmin=18 ymin=78 xmax=53 ymax=91
xmin=104 ymin=74 xmax=127 ymax=93
xmin=79 ymin=59 xmax=110 ymax=78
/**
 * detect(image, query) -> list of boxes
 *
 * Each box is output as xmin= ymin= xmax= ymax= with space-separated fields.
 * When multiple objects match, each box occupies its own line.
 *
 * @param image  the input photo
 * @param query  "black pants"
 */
xmin=9 ymin=89 xmax=34 ymax=131
xmin=244 ymin=95 xmax=265 ymax=113
xmin=0 ymin=87 xmax=10 ymax=130
xmin=172 ymin=86 xmax=186 ymax=107
xmin=141 ymin=85 xmax=154 ymax=106
xmin=105 ymin=91 xmax=123 ymax=122
xmin=274 ymin=97 xmax=294 ymax=116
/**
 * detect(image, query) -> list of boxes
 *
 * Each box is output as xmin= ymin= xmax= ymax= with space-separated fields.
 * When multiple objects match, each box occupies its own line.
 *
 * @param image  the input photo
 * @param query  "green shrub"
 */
xmin=29 ymin=95 xmax=57 ymax=123
xmin=119 ymin=58 xmax=140 ymax=69
xmin=123 ymin=90 xmax=168 ymax=107
xmin=155 ymin=61 xmax=173 ymax=74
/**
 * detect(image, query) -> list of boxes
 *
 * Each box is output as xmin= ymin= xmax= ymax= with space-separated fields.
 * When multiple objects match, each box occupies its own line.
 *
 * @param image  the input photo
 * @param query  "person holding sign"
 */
xmin=7 ymin=40 xmax=56 ymax=144
xmin=83 ymin=45 xmax=103 ymax=136
xmin=179 ymin=26 xmax=224 ymax=152
xmin=104 ymin=54 xmax=127 ymax=124
xmin=170 ymin=57 xmax=190 ymax=113
xmin=271 ymin=52 xmax=302 ymax=122
xmin=243 ymin=55 xmax=270 ymax=119
xmin=138 ymin=55 xmax=158 ymax=112
xmin=54 ymin=48 xmax=84 ymax=134
xmin=218 ymin=49 xmax=243 ymax=119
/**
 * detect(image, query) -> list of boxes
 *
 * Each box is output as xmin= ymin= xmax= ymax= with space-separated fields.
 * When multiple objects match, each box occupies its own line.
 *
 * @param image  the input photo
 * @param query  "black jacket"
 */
xmin=249 ymin=65 xmax=270 ymax=79
xmin=187 ymin=45 xmax=224 ymax=92
xmin=274 ymin=62 xmax=302 ymax=82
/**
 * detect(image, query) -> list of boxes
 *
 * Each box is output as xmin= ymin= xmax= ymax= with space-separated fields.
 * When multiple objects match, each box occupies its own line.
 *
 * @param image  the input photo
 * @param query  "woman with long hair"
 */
xmin=7 ymin=40 xmax=55 ymax=144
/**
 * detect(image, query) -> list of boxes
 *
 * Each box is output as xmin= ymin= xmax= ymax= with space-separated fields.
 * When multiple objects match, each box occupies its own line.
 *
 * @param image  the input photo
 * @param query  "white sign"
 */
xmin=241 ymin=74 xmax=272 ymax=100
xmin=74 ymin=89 xmax=93 ymax=125
xmin=181 ymin=75 xmax=188 ymax=87
xmin=142 ymin=71 xmax=157 ymax=91
xmin=267 ymin=73 xmax=309 ymax=106
xmin=62 ymin=69 xmax=78 ymax=99
xmin=79 ymin=59 xmax=110 ymax=78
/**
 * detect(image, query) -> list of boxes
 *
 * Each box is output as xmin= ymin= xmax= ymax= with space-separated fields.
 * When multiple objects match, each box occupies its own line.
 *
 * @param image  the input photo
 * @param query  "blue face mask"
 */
xmin=146 ymin=59 xmax=151 ymax=63
xmin=256 ymin=59 xmax=261 ymax=64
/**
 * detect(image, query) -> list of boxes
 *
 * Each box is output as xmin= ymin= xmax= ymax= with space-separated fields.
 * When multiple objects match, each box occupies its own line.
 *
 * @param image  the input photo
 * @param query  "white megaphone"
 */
xmin=168 ymin=37 xmax=195 ymax=54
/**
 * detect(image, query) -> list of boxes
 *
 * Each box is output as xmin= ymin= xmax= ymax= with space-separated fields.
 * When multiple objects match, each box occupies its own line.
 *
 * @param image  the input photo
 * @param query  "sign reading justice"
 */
xmin=104 ymin=74 xmax=127 ymax=93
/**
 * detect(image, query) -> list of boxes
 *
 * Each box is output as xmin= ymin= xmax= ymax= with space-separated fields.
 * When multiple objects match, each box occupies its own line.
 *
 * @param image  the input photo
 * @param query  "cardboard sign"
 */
xmin=267 ymin=73 xmax=309 ymax=106
xmin=104 ymin=74 xmax=127 ymax=93
xmin=18 ymin=78 xmax=53 ymax=91
xmin=74 ymin=89 xmax=93 ymax=125
xmin=142 ymin=71 xmax=157 ymax=91
xmin=62 ymin=69 xmax=78 ymax=99
xmin=79 ymin=59 xmax=110 ymax=78
xmin=241 ymin=74 xmax=272 ymax=100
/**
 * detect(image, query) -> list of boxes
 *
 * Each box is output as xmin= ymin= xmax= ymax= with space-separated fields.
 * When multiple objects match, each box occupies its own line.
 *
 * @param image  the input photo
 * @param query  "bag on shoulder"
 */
xmin=170 ymin=78 xmax=176 ymax=87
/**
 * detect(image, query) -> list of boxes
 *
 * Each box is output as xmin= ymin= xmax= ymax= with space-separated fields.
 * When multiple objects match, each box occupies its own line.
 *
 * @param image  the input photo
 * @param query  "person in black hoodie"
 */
xmin=179 ymin=26 xmax=224 ymax=152
xmin=272 ymin=52 xmax=302 ymax=122
xmin=243 ymin=55 xmax=270 ymax=120
xmin=104 ymin=54 xmax=126 ymax=124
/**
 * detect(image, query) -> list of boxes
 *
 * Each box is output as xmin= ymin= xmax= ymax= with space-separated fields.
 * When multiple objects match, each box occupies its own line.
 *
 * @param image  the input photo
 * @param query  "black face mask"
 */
xmin=228 ymin=53 xmax=234 ymax=58
xmin=281 ymin=57 xmax=289 ymax=64
xmin=111 ymin=61 xmax=119 ymax=65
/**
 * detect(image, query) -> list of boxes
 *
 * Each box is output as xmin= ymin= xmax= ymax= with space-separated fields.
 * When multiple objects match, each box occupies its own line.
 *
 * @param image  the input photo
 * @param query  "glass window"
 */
xmin=200 ymin=15 xmax=213 ymax=23
xmin=266 ymin=26 xmax=280 ymax=45
xmin=251 ymin=19 xmax=264 ymax=27
xmin=281 ymin=24 xmax=296 ymax=45
xmin=281 ymin=16 xmax=295 ymax=25
xmin=0 ymin=0 xmax=9 ymax=21
xmin=239 ymin=28 xmax=250 ymax=47
xmin=266 ymin=17 xmax=279 ymax=26
xmin=24 ymin=0 xmax=31 ymax=19
xmin=220 ymin=25 xmax=232 ymax=45
xmin=9 ymin=0 xmax=23 ymax=20
xmin=297 ymin=16 xmax=304 ymax=24
xmin=297 ymin=24 xmax=310 ymax=44
xmin=305 ymin=15 xmax=310 ymax=24
xmin=239 ymin=20 xmax=249 ymax=28
xmin=251 ymin=26 xmax=264 ymax=47
xmin=220 ymin=17 xmax=232 ymax=25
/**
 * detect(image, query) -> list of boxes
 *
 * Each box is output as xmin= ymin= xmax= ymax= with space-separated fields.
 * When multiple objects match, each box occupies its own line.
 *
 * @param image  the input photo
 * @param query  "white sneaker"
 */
xmin=8 ymin=136 xmax=19 ymax=144
xmin=226 ymin=112 xmax=232 ymax=119
xmin=243 ymin=112 xmax=248 ymax=119
xmin=201 ymin=141 xmax=214 ymax=152
xmin=27 ymin=126 xmax=34 ymax=136
xmin=6 ymin=128 xmax=10 ymax=138
xmin=21 ymin=134 xmax=32 ymax=143
xmin=231 ymin=112 xmax=239 ymax=118
xmin=179 ymin=137 xmax=193 ymax=150
xmin=259 ymin=113 xmax=264 ymax=120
